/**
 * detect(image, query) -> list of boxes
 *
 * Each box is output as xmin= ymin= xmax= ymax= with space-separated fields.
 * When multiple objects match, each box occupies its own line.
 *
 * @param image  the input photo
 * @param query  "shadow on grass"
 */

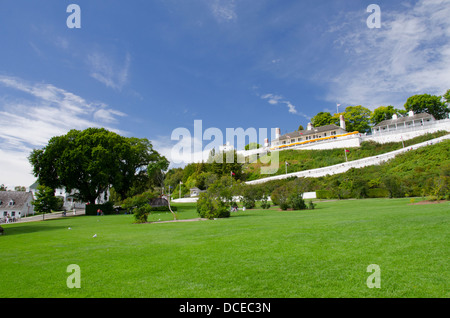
xmin=0 ymin=223 xmax=68 ymax=236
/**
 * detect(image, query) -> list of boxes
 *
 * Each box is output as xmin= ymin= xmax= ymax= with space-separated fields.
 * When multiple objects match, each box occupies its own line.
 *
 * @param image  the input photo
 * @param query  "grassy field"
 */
xmin=0 ymin=198 xmax=448 ymax=298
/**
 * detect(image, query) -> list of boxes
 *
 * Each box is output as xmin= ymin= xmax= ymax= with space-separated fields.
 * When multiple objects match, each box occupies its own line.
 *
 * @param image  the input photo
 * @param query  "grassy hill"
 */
xmin=244 ymin=131 xmax=448 ymax=181
xmin=256 ymin=138 xmax=450 ymax=200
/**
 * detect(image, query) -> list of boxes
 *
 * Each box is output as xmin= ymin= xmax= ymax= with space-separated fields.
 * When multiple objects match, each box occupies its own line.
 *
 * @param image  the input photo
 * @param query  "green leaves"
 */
xmin=29 ymin=128 xmax=164 ymax=204
xmin=404 ymin=93 xmax=449 ymax=120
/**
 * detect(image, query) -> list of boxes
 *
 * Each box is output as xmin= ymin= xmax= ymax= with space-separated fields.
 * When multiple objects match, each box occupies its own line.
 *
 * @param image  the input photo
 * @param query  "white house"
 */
xmin=0 ymin=191 xmax=35 ymax=222
xmin=372 ymin=111 xmax=435 ymax=134
xmin=29 ymin=182 xmax=109 ymax=210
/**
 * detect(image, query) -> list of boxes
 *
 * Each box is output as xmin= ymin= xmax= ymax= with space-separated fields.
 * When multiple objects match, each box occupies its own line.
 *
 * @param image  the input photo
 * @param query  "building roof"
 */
xmin=0 ymin=191 xmax=33 ymax=210
xmin=278 ymin=124 xmax=344 ymax=141
xmin=374 ymin=113 xmax=435 ymax=128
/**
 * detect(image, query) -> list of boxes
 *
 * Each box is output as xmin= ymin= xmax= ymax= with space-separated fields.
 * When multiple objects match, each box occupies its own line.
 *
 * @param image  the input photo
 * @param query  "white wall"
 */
xmin=364 ymin=119 xmax=450 ymax=144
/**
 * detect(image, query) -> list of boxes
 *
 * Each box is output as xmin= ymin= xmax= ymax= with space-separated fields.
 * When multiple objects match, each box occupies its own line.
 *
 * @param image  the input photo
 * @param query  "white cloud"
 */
xmin=0 ymin=75 xmax=126 ymax=188
xmin=323 ymin=0 xmax=450 ymax=109
xmin=208 ymin=0 xmax=237 ymax=23
xmin=260 ymin=93 xmax=311 ymax=119
xmin=152 ymin=135 xmax=211 ymax=169
xmin=93 ymin=108 xmax=127 ymax=124
xmin=88 ymin=51 xmax=131 ymax=90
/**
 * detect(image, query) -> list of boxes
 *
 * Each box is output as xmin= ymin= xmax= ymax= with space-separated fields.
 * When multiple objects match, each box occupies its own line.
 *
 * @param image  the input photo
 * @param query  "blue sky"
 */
xmin=1 ymin=0 xmax=449 ymax=188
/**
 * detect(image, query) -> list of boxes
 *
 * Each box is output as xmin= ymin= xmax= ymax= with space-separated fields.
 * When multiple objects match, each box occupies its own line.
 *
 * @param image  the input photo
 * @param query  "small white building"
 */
xmin=271 ymin=117 xmax=348 ymax=148
xmin=29 ymin=182 xmax=108 ymax=210
xmin=0 ymin=191 xmax=35 ymax=221
xmin=371 ymin=111 xmax=435 ymax=134
xmin=190 ymin=187 xmax=206 ymax=197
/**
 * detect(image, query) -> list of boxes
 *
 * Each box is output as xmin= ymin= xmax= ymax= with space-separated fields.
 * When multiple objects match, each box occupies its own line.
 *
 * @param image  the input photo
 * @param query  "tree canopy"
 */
xmin=29 ymin=127 xmax=166 ymax=204
xmin=404 ymin=93 xmax=449 ymax=120
xmin=371 ymin=105 xmax=401 ymax=125
xmin=342 ymin=105 xmax=372 ymax=133
xmin=311 ymin=112 xmax=334 ymax=127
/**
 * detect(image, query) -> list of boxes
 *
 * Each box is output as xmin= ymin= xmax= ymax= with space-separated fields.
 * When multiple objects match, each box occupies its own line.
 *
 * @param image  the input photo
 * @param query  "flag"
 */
xmin=345 ymin=149 xmax=350 ymax=153
xmin=337 ymin=104 xmax=341 ymax=107
xmin=231 ymin=171 xmax=235 ymax=176
xmin=285 ymin=161 xmax=290 ymax=166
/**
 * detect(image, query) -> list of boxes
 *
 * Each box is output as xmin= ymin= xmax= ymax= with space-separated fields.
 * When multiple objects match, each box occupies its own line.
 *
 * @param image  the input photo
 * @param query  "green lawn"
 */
xmin=0 ymin=198 xmax=448 ymax=298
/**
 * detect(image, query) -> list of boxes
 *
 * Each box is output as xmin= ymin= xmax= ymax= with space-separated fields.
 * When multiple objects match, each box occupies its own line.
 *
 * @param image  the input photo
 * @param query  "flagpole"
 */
xmin=344 ymin=149 xmax=348 ymax=162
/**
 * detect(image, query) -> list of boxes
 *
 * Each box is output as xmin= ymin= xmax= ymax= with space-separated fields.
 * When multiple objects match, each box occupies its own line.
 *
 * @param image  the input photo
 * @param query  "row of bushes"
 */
xmin=315 ymin=188 xmax=390 ymax=200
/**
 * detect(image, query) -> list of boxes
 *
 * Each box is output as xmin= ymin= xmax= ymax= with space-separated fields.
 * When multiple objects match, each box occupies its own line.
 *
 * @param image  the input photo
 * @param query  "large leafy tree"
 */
xmin=311 ymin=112 xmax=334 ymax=127
xmin=29 ymin=128 xmax=165 ymax=204
xmin=342 ymin=105 xmax=372 ymax=133
xmin=404 ymin=93 xmax=449 ymax=120
xmin=371 ymin=105 xmax=400 ymax=125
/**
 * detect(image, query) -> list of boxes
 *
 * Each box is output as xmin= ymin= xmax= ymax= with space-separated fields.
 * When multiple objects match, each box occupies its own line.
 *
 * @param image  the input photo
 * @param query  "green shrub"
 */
xmin=289 ymin=192 xmax=307 ymax=210
xmin=197 ymin=192 xmax=230 ymax=219
xmin=367 ymin=188 xmax=389 ymax=198
xmin=260 ymin=194 xmax=271 ymax=209
xmin=133 ymin=205 xmax=152 ymax=223
xmin=85 ymin=202 xmax=115 ymax=215
xmin=280 ymin=202 xmax=290 ymax=210
xmin=308 ymin=200 xmax=315 ymax=210
xmin=316 ymin=190 xmax=334 ymax=200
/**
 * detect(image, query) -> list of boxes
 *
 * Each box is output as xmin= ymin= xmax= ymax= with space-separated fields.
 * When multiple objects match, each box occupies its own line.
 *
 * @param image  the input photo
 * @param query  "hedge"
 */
xmin=367 ymin=188 xmax=390 ymax=198
xmin=85 ymin=202 xmax=114 ymax=215
xmin=316 ymin=190 xmax=334 ymax=200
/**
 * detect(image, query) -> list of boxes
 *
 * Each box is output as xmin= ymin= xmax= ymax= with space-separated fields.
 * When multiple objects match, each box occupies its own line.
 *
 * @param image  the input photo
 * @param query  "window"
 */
xmin=11 ymin=212 xmax=15 ymax=217
xmin=324 ymin=133 xmax=327 ymax=137
xmin=9 ymin=200 xmax=15 ymax=206
xmin=3 ymin=212 xmax=7 ymax=217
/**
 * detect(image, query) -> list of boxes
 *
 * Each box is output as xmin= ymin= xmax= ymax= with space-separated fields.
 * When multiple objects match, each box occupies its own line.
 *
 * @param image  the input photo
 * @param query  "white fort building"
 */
xmin=237 ymin=111 xmax=450 ymax=158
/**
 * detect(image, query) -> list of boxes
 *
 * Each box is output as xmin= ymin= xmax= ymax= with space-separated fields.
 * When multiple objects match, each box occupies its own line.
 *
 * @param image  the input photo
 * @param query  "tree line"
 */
xmin=309 ymin=90 xmax=450 ymax=134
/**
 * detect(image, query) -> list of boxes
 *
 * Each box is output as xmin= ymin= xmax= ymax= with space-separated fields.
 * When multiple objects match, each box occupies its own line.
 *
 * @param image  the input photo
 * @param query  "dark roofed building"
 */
xmin=273 ymin=123 xmax=348 ymax=147
xmin=372 ymin=111 xmax=435 ymax=134
xmin=0 ymin=191 xmax=35 ymax=221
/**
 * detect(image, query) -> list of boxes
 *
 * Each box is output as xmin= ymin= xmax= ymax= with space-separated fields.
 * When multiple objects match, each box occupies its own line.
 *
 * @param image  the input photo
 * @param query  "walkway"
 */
xmin=6 ymin=209 xmax=86 ymax=224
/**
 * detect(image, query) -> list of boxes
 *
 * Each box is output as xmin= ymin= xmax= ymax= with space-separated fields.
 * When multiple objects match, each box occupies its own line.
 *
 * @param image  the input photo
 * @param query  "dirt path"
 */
xmin=147 ymin=218 xmax=208 ymax=224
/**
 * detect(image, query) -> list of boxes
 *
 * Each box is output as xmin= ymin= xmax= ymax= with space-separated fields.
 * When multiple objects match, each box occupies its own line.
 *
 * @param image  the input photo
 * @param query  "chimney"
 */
xmin=264 ymin=138 xmax=269 ymax=147
xmin=275 ymin=128 xmax=281 ymax=140
xmin=392 ymin=114 xmax=398 ymax=120
xmin=340 ymin=115 xmax=346 ymax=130
xmin=307 ymin=122 xmax=313 ymax=130
xmin=408 ymin=110 xmax=414 ymax=117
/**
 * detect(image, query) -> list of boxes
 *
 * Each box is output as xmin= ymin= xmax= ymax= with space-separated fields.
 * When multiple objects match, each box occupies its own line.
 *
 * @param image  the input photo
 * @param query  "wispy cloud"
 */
xmin=260 ymin=93 xmax=311 ymax=120
xmin=208 ymin=0 xmax=237 ymax=23
xmin=0 ymin=75 xmax=127 ymax=187
xmin=322 ymin=0 xmax=450 ymax=108
xmin=87 ymin=51 xmax=131 ymax=90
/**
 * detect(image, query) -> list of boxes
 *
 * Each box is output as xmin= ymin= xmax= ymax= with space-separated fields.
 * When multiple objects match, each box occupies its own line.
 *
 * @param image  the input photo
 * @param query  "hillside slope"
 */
xmin=244 ymin=131 xmax=448 ymax=181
